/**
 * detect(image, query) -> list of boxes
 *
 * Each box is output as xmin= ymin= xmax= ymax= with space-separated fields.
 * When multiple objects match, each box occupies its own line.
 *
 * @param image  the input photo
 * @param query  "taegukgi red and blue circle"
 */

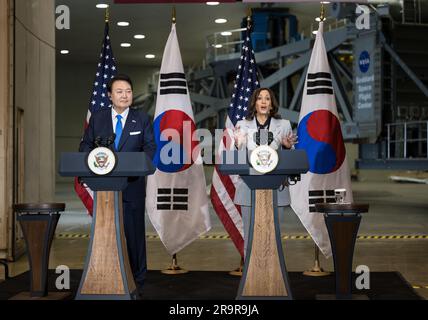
xmin=153 ymin=109 xmax=198 ymax=173
xmin=296 ymin=109 xmax=345 ymax=174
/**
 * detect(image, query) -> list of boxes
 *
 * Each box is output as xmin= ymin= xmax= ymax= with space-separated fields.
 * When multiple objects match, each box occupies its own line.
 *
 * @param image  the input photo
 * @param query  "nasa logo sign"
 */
xmin=359 ymin=51 xmax=370 ymax=73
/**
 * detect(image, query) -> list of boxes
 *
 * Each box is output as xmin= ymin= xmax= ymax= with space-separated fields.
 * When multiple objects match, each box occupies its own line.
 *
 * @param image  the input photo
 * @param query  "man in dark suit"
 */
xmin=79 ymin=74 xmax=156 ymax=292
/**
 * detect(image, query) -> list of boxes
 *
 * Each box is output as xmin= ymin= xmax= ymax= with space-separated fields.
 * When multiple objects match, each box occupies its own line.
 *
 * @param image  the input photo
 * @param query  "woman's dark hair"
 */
xmin=107 ymin=74 xmax=134 ymax=93
xmin=245 ymin=88 xmax=282 ymax=120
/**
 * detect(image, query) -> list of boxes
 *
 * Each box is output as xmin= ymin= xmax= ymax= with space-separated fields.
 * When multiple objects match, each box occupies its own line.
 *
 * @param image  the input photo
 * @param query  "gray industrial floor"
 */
xmin=2 ymin=168 xmax=428 ymax=299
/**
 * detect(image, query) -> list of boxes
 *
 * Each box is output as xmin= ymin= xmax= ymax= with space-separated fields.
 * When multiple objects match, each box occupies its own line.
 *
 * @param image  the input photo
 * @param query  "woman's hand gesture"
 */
xmin=281 ymin=132 xmax=298 ymax=149
xmin=233 ymin=125 xmax=247 ymax=148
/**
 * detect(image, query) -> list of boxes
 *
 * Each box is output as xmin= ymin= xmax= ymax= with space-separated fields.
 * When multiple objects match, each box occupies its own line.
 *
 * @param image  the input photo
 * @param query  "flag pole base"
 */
xmin=303 ymin=245 xmax=330 ymax=277
xmin=303 ymin=268 xmax=331 ymax=277
xmin=229 ymin=257 xmax=244 ymax=276
xmin=161 ymin=254 xmax=189 ymax=275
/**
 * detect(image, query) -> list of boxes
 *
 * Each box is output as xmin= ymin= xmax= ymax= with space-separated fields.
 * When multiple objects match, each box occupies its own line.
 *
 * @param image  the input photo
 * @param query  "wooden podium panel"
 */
xmin=77 ymin=191 xmax=136 ymax=300
xmin=239 ymin=190 xmax=291 ymax=299
xmin=20 ymin=219 xmax=54 ymax=295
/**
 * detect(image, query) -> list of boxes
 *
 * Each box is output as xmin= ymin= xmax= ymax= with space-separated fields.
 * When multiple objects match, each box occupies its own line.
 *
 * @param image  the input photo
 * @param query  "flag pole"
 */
xmin=229 ymin=257 xmax=244 ymax=276
xmin=105 ymin=7 xmax=109 ymax=23
xmin=160 ymin=9 xmax=189 ymax=276
xmin=303 ymin=6 xmax=329 ymax=277
xmin=172 ymin=6 xmax=176 ymax=24
xmin=320 ymin=2 xmax=326 ymax=22
xmin=161 ymin=254 xmax=189 ymax=275
xmin=229 ymin=7 xmax=252 ymax=278
xmin=247 ymin=6 xmax=252 ymax=28
xmin=229 ymin=6 xmax=252 ymax=277
xmin=303 ymin=243 xmax=330 ymax=277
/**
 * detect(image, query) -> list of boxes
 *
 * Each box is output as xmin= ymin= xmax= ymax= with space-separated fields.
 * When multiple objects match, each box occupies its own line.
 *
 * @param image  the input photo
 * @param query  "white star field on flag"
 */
xmin=228 ymin=34 xmax=260 ymax=125
xmin=88 ymin=25 xmax=118 ymax=119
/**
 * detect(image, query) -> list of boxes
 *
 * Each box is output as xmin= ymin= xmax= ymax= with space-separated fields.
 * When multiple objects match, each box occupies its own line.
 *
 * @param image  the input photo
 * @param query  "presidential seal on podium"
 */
xmin=87 ymin=147 xmax=117 ymax=176
xmin=250 ymin=145 xmax=279 ymax=174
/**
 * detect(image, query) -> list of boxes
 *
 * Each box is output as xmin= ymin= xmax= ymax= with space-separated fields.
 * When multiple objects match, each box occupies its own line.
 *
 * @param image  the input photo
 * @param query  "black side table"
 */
xmin=315 ymin=203 xmax=369 ymax=300
xmin=11 ymin=203 xmax=66 ymax=300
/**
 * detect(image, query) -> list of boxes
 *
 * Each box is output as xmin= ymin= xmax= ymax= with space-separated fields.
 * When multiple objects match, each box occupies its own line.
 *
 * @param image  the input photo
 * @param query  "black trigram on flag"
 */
xmin=160 ymin=73 xmax=187 ymax=96
xmin=157 ymin=188 xmax=189 ymax=211
xmin=308 ymin=190 xmax=335 ymax=212
xmin=307 ymin=72 xmax=333 ymax=96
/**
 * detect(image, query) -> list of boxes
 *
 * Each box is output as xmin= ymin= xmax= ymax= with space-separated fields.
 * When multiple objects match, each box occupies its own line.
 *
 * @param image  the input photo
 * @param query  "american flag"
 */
xmin=210 ymin=25 xmax=260 ymax=257
xmin=74 ymin=22 xmax=118 ymax=214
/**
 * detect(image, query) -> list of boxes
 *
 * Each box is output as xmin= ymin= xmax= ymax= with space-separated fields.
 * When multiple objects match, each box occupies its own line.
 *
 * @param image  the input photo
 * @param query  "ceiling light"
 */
xmin=134 ymin=34 xmax=146 ymax=40
xmin=60 ymin=50 xmax=69 ymax=55
xmin=312 ymin=31 xmax=318 ymax=35
xmin=321 ymin=1 xmax=330 ymax=4
xmin=215 ymin=18 xmax=227 ymax=24
xmin=121 ymin=43 xmax=131 ymax=48
xmin=206 ymin=2 xmax=220 ymax=5
xmin=213 ymin=44 xmax=223 ymax=48
xmin=145 ymin=54 xmax=155 ymax=59
xmin=96 ymin=4 xmax=109 ymax=9
xmin=315 ymin=17 xmax=321 ymax=22
xmin=117 ymin=22 xmax=130 ymax=27
xmin=221 ymin=31 xmax=232 ymax=36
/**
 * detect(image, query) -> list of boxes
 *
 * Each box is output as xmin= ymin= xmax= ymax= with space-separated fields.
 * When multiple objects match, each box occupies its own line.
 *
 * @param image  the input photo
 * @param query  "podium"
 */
xmin=315 ymin=203 xmax=369 ymax=300
xmin=219 ymin=149 xmax=309 ymax=300
xmin=59 ymin=152 xmax=155 ymax=300
xmin=11 ymin=203 xmax=67 ymax=300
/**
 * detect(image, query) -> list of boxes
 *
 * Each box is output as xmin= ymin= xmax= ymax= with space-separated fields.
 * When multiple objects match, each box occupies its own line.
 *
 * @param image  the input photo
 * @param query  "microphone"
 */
xmin=94 ymin=136 xmax=102 ymax=148
xmin=105 ymin=134 xmax=116 ymax=148
xmin=254 ymin=130 xmax=273 ymax=146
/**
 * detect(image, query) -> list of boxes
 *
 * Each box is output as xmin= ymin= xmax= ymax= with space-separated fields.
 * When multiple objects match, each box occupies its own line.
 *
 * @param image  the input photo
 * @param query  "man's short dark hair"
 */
xmin=107 ymin=74 xmax=134 ymax=93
